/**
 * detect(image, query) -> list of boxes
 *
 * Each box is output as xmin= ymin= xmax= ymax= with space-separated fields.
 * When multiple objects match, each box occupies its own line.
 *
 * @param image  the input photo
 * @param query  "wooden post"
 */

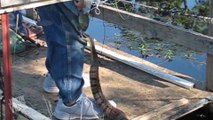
xmin=207 ymin=0 xmax=213 ymax=114
xmin=206 ymin=0 xmax=213 ymax=91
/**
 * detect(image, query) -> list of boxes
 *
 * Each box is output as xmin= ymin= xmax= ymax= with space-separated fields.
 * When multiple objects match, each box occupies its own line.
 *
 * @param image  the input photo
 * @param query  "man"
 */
xmin=37 ymin=0 xmax=103 ymax=119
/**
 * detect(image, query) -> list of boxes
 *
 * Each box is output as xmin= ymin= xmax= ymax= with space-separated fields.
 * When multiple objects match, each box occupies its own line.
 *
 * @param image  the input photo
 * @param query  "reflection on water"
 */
xmin=86 ymin=18 xmax=206 ymax=81
xmin=187 ymin=0 xmax=196 ymax=9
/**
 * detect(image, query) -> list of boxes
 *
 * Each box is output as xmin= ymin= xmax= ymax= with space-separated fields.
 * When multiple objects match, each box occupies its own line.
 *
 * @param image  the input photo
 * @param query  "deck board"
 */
xmin=0 ymin=1 xmax=213 ymax=119
xmin=9 ymin=41 xmax=213 ymax=119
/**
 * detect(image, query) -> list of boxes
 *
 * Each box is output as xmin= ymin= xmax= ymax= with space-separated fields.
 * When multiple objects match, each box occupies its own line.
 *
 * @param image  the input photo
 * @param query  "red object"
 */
xmin=1 ymin=13 xmax=13 ymax=120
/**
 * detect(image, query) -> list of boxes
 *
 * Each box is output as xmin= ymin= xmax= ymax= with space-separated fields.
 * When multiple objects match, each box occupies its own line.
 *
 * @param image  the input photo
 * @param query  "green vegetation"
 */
xmin=143 ymin=0 xmax=209 ymax=34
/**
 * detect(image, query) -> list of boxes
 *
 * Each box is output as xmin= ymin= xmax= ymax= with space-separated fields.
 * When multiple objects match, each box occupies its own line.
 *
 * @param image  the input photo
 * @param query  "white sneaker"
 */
xmin=53 ymin=94 xmax=104 ymax=120
xmin=43 ymin=73 xmax=59 ymax=94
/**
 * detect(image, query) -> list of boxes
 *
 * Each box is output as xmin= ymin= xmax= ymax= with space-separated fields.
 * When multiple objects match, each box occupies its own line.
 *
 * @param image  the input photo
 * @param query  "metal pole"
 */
xmin=1 ymin=13 xmax=13 ymax=120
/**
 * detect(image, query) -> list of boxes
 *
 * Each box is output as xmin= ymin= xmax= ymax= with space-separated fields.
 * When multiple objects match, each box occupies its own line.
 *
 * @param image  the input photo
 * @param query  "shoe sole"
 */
xmin=53 ymin=110 xmax=101 ymax=120
xmin=52 ymin=116 xmax=100 ymax=120
xmin=43 ymin=86 xmax=59 ymax=94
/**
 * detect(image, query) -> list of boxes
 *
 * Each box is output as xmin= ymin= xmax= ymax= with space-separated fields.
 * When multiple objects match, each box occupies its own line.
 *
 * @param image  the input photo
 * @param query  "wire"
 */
xmin=90 ymin=0 xmax=101 ymax=15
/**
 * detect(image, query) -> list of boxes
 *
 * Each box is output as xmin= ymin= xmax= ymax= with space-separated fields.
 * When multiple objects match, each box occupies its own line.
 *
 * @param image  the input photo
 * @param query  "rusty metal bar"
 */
xmin=1 ymin=13 xmax=13 ymax=120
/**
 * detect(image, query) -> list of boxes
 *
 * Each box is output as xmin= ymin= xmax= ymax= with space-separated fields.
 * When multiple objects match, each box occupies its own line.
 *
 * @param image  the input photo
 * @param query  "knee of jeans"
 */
xmin=57 ymin=78 xmax=83 ymax=101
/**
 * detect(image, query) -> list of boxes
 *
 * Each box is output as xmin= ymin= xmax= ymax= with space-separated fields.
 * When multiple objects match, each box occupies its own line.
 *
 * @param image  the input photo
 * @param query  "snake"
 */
xmin=79 ymin=11 xmax=128 ymax=119
xmin=84 ymin=34 xmax=128 ymax=120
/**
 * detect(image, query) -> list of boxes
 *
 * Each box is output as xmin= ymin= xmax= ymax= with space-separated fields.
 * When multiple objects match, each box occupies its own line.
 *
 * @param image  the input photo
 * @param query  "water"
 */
xmin=187 ymin=0 xmax=197 ymax=9
xmin=86 ymin=0 xmax=207 ymax=81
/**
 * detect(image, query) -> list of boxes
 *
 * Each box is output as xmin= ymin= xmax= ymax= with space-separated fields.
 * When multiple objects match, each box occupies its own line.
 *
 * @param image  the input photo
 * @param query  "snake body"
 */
xmin=87 ymin=35 xmax=128 ymax=120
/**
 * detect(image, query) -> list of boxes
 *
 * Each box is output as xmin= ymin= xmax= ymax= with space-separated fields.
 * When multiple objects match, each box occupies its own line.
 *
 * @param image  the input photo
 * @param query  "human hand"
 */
xmin=74 ymin=0 xmax=100 ymax=14
xmin=74 ymin=0 xmax=86 ymax=10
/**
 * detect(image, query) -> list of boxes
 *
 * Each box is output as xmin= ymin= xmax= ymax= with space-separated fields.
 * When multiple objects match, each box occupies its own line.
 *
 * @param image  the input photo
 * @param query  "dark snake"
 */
xmin=83 ymin=34 xmax=128 ymax=120
xmin=79 ymin=11 xmax=128 ymax=119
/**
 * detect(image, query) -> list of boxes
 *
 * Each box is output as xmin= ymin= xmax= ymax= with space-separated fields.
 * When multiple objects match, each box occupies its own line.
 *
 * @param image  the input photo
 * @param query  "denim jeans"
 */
xmin=37 ymin=1 xmax=85 ymax=103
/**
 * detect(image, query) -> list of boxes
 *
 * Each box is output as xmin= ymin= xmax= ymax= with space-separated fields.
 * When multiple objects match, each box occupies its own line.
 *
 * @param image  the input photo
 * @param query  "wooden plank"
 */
xmin=206 ymin=95 xmax=213 ymax=101
xmin=206 ymin=55 xmax=213 ymax=91
xmin=0 ymin=0 xmax=72 ymax=14
xmin=160 ymin=99 xmax=210 ymax=120
xmin=1 ymin=0 xmax=42 ymax=8
xmin=132 ymin=98 xmax=189 ymax=120
xmin=93 ymin=42 xmax=194 ymax=81
xmin=206 ymin=0 xmax=213 ymax=91
xmin=93 ymin=5 xmax=213 ymax=55
xmin=12 ymin=98 xmax=51 ymax=120
xmin=86 ymin=41 xmax=195 ymax=89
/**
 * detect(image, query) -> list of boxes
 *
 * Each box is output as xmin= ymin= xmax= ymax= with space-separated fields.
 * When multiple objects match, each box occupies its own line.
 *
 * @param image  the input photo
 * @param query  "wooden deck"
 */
xmin=0 ymin=29 xmax=212 ymax=119
xmin=4 ymin=40 xmax=212 ymax=120
xmin=0 ymin=0 xmax=213 ymax=120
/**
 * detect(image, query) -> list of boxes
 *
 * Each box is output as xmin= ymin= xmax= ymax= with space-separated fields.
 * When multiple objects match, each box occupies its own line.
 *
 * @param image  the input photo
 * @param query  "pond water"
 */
xmin=86 ymin=0 xmax=208 ymax=81
xmin=187 ymin=0 xmax=197 ymax=9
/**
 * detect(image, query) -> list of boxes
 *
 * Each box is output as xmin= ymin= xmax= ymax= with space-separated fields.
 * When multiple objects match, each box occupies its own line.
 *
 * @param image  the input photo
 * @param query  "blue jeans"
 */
xmin=37 ymin=2 xmax=85 ymax=103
